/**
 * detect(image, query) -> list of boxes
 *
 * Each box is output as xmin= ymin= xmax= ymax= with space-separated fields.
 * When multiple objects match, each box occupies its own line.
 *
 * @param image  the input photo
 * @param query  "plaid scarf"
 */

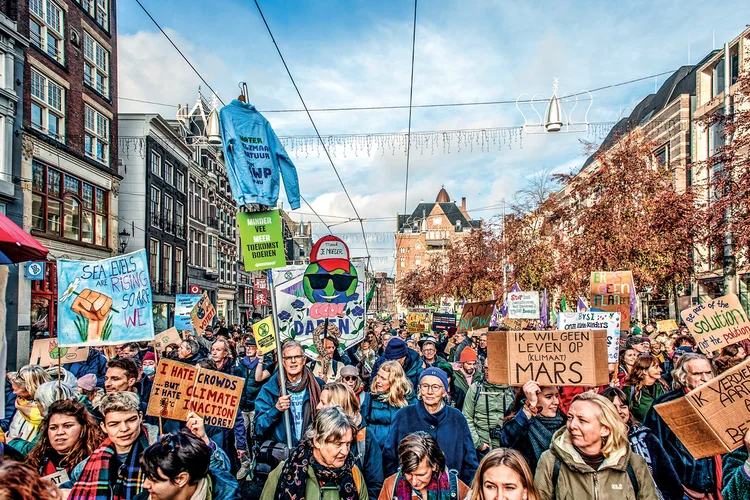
xmin=394 ymin=470 xmax=452 ymax=500
xmin=274 ymin=440 xmax=357 ymax=500
xmin=69 ymin=428 xmax=150 ymax=500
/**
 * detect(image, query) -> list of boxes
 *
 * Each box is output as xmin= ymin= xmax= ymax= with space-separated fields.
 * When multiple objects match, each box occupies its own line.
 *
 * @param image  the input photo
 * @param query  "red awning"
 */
xmin=0 ymin=212 xmax=49 ymax=263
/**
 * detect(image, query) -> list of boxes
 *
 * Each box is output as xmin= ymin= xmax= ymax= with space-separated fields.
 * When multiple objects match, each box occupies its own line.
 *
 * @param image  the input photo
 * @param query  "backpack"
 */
xmin=355 ymin=427 xmax=367 ymax=464
xmin=390 ymin=469 xmax=460 ymax=499
xmin=551 ymin=455 xmax=640 ymax=498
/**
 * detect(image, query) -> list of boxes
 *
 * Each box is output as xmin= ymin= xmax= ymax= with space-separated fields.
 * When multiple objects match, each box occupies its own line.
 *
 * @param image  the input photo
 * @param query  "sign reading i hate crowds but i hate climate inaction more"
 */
xmin=146 ymin=359 xmax=244 ymax=429
xmin=487 ymin=329 xmax=609 ymax=387
xmin=655 ymin=357 xmax=750 ymax=459
xmin=238 ymin=210 xmax=286 ymax=271
xmin=680 ymin=293 xmax=750 ymax=353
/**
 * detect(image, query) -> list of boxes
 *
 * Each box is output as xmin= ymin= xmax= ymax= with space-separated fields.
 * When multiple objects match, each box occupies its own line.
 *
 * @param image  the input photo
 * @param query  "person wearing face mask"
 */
xmin=467 ymin=448 xmax=540 ymax=500
xmin=535 ymin=392 xmax=659 ymax=500
xmin=260 ymin=406 xmax=368 ymax=500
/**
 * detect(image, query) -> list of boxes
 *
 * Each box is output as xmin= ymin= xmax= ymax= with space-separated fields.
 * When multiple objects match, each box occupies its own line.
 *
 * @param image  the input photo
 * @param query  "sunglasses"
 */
xmin=305 ymin=274 xmax=356 ymax=292
xmin=343 ymin=376 xmax=358 ymax=382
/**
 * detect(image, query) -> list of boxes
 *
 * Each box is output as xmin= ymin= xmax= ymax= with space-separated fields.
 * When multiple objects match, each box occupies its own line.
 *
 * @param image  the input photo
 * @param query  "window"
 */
xmin=75 ymin=0 xmax=108 ymax=30
xmin=208 ymin=235 xmax=217 ymax=269
xmin=29 ymin=0 xmax=64 ymax=63
xmin=149 ymin=239 xmax=160 ymax=283
xmin=175 ymin=170 xmax=184 ymax=191
xmin=163 ymin=243 xmax=172 ymax=289
xmin=150 ymin=186 xmax=160 ymax=227
xmin=31 ymin=161 xmax=108 ymax=245
xmin=84 ymin=105 xmax=109 ymax=164
xmin=30 ymin=69 xmax=64 ymax=141
xmin=151 ymin=151 xmax=161 ymax=176
xmin=83 ymin=32 xmax=109 ymax=97
xmin=712 ymin=58 xmax=725 ymax=99
xmin=709 ymin=122 xmax=726 ymax=156
xmin=164 ymin=195 xmax=173 ymax=231
xmin=175 ymin=202 xmax=184 ymax=236
xmin=175 ymin=248 xmax=184 ymax=286
xmin=653 ymin=145 xmax=668 ymax=167
xmin=164 ymin=161 xmax=173 ymax=185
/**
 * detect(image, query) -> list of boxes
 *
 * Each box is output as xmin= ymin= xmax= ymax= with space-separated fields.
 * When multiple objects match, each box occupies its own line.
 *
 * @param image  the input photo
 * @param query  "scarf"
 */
xmin=69 ymin=429 xmax=150 ymax=500
xmin=274 ymin=440 xmax=357 ymax=500
xmin=394 ymin=470 xmax=452 ymax=500
xmin=279 ymin=367 xmax=322 ymax=416
xmin=528 ymin=413 xmax=565 ymax=461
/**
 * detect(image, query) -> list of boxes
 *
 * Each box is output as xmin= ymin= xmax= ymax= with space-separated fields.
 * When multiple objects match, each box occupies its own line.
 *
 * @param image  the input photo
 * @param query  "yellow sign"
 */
xmin=253 ymin=317 xmax=277 ymax=354
xmin=656 ymin=319 xmax=679 ymax=333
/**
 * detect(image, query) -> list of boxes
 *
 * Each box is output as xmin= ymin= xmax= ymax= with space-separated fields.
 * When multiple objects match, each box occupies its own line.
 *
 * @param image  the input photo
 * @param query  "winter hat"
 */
xmin=142 ymin=352 xmax=156 ymax=363
xmin=384 ymin=338 xmax=409 ymax=360
xmin=418 ymin=336 xmax=438 ymax=349
xmin=459 ymin=347 xmax=478 ymax=363
xmin=419 ymin=367 xmax=449 ymax=392
xmin=447 ymin=326 xmax=457 ymax=337
xmin=77 ymin=374 xmax=97 ymax=392
xmin=245 ymin=337 xmax=257 ymax=346
xmin=340 ymin=365 xmax=359 ymax=377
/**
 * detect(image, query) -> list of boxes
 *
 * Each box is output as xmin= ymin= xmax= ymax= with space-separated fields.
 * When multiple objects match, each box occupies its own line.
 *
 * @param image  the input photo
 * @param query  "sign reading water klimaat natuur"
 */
xmin=458 ymin=300 xmax=496 ymax=333
xmin=508 ymin=292 xmax=540 ymax=319
xmin=57 ymin=249 xmax=154 ymax=347
xmin=487 ymin=329 xmax=609 ymax=387
xmin=146 ymin=359 xmax=244 ymax=429
xmin=239 ymin=210 xmax=286 ymax=271
xmin=680 ymin=294 xmax=750 ymax=353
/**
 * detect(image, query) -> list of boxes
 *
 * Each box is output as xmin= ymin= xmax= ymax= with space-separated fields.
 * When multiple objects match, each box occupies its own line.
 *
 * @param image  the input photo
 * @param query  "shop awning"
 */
xmin=0 ymin=212 xmax=49 ymax=264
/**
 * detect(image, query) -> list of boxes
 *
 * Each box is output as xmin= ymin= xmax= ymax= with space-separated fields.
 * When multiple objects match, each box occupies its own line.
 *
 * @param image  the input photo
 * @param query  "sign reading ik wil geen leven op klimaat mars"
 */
xmin=680 ymin=293 xmax=750 ymax=353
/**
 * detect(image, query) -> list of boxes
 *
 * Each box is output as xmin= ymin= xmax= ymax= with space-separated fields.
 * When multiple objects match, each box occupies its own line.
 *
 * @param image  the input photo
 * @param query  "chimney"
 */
xmin=461 ymin=197 xmax=466 ymax=211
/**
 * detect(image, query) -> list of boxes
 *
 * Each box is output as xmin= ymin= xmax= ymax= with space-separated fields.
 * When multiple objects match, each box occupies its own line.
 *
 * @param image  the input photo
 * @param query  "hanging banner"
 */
xmin=590 ymin=271 xmax=634 ymax=330
xmin=175 ymin=294 xmax=202 ymax=333
xmin=238 ymin=209 xmax=286 ymax=271
xmin=508 ymin=291 xmax=540 ymax=319
xmin=558 ymin=311 xmax=621 ymax=363
xmin=191 ymin=292 xmax=216 ymax=335
xmin=146 ymin=359 xmax=244 ymax=429
xmin=253 ymin=317 xmax=277 ymax=354
xmin=407 ymin=309 xmax=430 ymax=334
xmin=155 ymin=327 xmax=182 ymax=352
xmin=57 ymin=249 xmax=154 ymax=346
xmin=30 ymin=338 xmax=89 ymax=367
xmin=680 ymin=294 xmax=750 ymax=353
xmin=458 ymin=300 xmax=496 ymax=332
xmin=432 ymin=312 xmax=457 ymax=332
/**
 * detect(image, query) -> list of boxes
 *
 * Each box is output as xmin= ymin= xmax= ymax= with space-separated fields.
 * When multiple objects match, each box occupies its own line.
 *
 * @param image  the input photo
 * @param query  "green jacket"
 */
xmin=722 ymin=446 xmax=750 ymax=500
xmin=623 ymin=382 xmax=666 ymax=424
xmin=462 ymin=382 xmax=515 ymax=450
xmin=454 ymin=369 xmax=482 ymax=395
xmin=535 ymin=428 xmax=660 ymax=500
xmin=260 ymin=461 xmax=368 ymax=500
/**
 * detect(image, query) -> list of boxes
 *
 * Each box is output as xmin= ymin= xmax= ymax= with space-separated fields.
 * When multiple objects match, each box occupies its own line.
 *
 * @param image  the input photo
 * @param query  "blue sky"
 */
xmin=117 ymin=0 xmax=749 ymax=272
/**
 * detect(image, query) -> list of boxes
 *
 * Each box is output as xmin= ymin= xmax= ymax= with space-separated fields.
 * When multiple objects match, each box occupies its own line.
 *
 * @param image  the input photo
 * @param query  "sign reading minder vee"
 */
xmin=680 ymin=293 xmax=750 ymax=353
xmin=655 ymin=357 xmax=750 ymax=459
xmin=147 ymin=359 xmax=244 ymax=428
xmin=487 ymin=329 xmax=609 ymax=387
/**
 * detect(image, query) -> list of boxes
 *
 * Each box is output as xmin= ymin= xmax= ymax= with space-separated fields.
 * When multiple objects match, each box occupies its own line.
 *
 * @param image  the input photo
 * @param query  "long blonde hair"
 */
xmin=322 ymin=382 xmax=362 ymax=426
xmin=8 ymin=365 xmax=51 ymax=400
xmin=375 ymin=361 xmax=412 ymax=408
xmin=469 ymin=448 xmax=540 ymax=500
xmin=569 ymin=392 xmax=628 ymax=457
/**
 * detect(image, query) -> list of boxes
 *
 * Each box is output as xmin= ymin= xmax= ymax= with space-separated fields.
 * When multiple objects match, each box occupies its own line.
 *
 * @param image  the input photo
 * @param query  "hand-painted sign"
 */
xmin=680 ymin=294 xmax=750 ymax=353
xmin=590 ymin=271 xmax=634 ymax=330
xmin=30 ymin=338 xmax=89 ymax=367
xmin=508 ymin=292 xmax=540 ymax=319
xmin=175 ymin=294 xmax=202 ymax=333
xmin=57 ymin=249 xmax=154 ymax=346
xmin=191 ymin=292 xmax=216 ymax=335
xmin=155 ymin=327 xmax=182 ymax=352
xmin=238 ymin=209 xmax=286 ymax=271
xmin=558 ymin=311 xmax=621 ymax=363
xmin=656 ymin=319 xmax=679 ymax=333
xmin=458 ymin=300 xmax=496 ymax=332
xmin=407 ymin=309 xmax=430 ymax=333
xmin=253 ymin=317 xmax=276 ymax=354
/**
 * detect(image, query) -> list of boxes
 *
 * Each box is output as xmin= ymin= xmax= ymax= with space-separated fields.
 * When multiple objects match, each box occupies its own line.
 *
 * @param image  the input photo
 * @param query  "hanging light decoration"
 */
xmin=516 ymin=77 xmax=593 ymax=135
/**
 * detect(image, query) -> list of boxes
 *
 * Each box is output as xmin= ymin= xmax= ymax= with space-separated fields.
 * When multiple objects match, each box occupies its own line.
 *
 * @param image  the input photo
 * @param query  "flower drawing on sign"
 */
xmin=351 ymin=306 xmax=364 ymax=317
xmin=291 ymin=299 xmax=305 ymax=310
xmin=278 ymin=311 xmax=292 ymax=321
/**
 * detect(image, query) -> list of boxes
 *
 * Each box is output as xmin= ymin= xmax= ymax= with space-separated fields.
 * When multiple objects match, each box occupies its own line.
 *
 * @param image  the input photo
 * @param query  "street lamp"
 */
xmin=118 ymin=229 xmax=130 ymax=254
xmin=516 ymin=78 xmax=593 ymax=134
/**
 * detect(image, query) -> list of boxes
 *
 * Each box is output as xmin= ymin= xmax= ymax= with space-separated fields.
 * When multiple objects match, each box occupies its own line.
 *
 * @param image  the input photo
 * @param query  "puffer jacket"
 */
xmin=535 ymin=428 xmax=660 ymax=500
xmin=360 ymin=392 xmax=414 ymax=450
xmin=462 ymin=381 xmax=515 ymax=450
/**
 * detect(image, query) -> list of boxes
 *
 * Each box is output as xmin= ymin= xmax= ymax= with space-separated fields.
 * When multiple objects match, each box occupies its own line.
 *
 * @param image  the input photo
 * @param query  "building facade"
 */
xmin=372 ymin=271 xmax=396 ymax=315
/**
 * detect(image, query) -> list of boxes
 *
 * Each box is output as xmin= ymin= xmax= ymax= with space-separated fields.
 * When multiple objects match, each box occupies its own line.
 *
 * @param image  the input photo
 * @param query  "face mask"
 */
xmin=143 ymin=365 xmax=156 ymax=376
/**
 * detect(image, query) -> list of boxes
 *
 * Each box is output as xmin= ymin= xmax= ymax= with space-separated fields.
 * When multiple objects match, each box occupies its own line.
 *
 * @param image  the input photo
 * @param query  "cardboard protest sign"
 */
xmin=175 ymin=294 xmax=201 ymax=333
xmin=508 ymin=292 xmax=540 ymax=319
xmin=680 ymin=294 xmax=750 ymax=353
xmin=155 ymin=327 xmax=181 ymax=352
xmin=656 ymin=319 xmax=679 ymax=333
xmin=147 ymin=359 xmax=244 ymax=428
xmin=487 ymin=329 xmax=609 ymax=387
xmin=432 ymin=312 xmax=457 ymax=332
xmin=407 ymin=310 xmax=430 ymax=333
xmin=558 ymin=311 xmax=621 ymax=363
xmin=238 ymin=209 xmax=286 ymax=271
xmin=43 ymin=469 xmax=70 ymax=486
xmin=57 ymin=249 xmax=154 ymax=346
xmin=590 ymin=271 xmax=634 ymax=330
xmin=253 ymin=317 xmax=277 ymax=354
xmin=654 ymin=357 xmax=750 ymax=459
xmin=459 ymin=300 xmax=496 ymax=332
xmin=502 ymin=318 xmax=530 ymax=330
xmin=191 ymin=292 xmax=216 ymax=335
xmin=30 ymin=338 xmax=89 ymax=367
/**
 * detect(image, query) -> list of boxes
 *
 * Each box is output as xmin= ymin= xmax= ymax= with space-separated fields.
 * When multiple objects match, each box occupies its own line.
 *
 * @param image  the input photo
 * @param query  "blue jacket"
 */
xmin=2 ymin=381 xmax=16 ymax=432
xmin=383 ymin=401 xmax=478 ymax=485
xmin=370 ymin=348 xmax=424 ymax=390
xmin=219 ymin=100 xmax=300 ymax=209
xmin=64 ymin=348 xmax=107 ymax=387
xmin=360 ymin=392 xmax=414 ymax=450
xmin=358 ymin=424 xmax=384 ymax=500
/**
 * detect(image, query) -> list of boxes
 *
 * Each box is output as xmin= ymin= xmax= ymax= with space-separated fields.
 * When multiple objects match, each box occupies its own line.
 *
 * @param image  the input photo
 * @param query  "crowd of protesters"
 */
xmin=2 ymin=316 xmax=750 ymax=500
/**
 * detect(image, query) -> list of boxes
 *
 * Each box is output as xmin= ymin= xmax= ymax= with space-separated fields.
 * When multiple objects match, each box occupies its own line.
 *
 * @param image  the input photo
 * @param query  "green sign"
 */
xmin=238 ymin=209 xmax=286 ymax=271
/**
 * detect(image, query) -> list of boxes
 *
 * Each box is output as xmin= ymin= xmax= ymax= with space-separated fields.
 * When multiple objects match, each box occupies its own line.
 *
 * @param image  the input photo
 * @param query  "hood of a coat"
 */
xmin=550 ymin=427 xmax=631 ymax=474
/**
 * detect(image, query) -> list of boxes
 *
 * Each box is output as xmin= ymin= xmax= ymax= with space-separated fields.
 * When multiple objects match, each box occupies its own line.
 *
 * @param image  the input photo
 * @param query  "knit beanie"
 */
xmin=459 ymin=347 xmax=478 ymax=363
xmin=142 ymin=352 xmax=156 ymax=362
xmin=384 ymin=338 xmax=409 ymax=360
xmin=77 ymin=373 xmax=97 ymax=391
xmin=420 ymin=367 xmax=449 ymax=392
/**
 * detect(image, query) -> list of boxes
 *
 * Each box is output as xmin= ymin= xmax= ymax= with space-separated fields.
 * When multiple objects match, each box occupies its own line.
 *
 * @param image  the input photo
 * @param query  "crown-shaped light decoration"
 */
xmin=516 ymin=78 xmax=593 ymax=134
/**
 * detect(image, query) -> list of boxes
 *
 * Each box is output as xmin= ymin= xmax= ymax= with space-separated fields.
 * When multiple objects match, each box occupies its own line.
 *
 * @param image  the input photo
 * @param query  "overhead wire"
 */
xmin=403 ymin=0 xmax=418 ymax=213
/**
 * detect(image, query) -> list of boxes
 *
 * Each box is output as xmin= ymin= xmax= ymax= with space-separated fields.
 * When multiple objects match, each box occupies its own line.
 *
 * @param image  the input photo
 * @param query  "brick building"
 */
xmin=372 ymin=271 xmax=395 ymax=315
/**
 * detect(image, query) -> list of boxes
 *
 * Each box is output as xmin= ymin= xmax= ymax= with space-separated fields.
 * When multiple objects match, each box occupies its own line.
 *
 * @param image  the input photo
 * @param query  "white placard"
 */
xmin=557 ymin=311 xmax=621 ymax=363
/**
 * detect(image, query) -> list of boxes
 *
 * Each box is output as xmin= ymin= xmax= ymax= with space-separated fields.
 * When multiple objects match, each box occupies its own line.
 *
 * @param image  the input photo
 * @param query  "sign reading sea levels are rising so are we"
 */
xmin=681 ymin=293 xmax=750 ymax=353
xmin=238 ymin=209 xmax=286 ymax=271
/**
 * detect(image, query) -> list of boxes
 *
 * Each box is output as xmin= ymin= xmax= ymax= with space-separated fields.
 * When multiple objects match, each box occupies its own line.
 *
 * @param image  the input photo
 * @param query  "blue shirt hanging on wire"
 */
xmin=219 ymin=99 xmax=301 ymax=209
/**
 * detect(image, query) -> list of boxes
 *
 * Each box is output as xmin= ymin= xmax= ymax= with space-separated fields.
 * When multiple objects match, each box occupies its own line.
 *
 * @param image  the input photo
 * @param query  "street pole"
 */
xmin=266 ymin=269 xmax=293 ymax=450
xmin=502 ymin=198 xmax=507 ymax=295
xmin=722 ymin=42 xmax=736 ymax=296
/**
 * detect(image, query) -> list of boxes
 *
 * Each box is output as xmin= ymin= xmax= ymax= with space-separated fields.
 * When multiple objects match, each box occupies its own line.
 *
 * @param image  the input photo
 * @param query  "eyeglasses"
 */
xmin=419 ymin=384 xmax=443 ymax=393
xmin=283 ymin=355 xmax=305 ymax=362
xmin=343 ymin=376 xmax=358 ymax=382
xmin=305 ymin=274 xmax=357 ymax=292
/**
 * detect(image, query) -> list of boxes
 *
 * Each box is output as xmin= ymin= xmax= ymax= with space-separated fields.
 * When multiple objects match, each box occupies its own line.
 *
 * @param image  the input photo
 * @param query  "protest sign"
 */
xmin=43 ymin=469 xmax=70 ymax=486
xmin=487 ymin=329 xmax=609 ymax=387
xmin=590 ymin=271 xmax=634 ymax=330
xmin=191 ymin=292 xmax=216 ymax=335
xmin=459 ymin=300 xmax=496 ymax=332
xmin=253 ymin=317 xmax=277 ymax=354
xmin=508 ymin=292 xmax=540 ymax=319
xmin=175 ymin=294 xmax=201 ymax=333
xmin=558 ymin=311 xmax=621 ymax=363
xmin=680 ymin=294 xmax=750 ymax=353
xmin=432 ymin=312 xmax=457 ymax=332
xmin=407 ymin=309 xmax=430 ymax=333
xmin=30 ymin=338 xmax=88 ymax=367
xmin=654 ymin=357 xmax=750 ymax=459
xmin=238 ymin=209 xmax=286 ymax=271
xmin=502 ymin=318 xmax=530 ymax=330
xmin=146 ymin=359 xmax=244 ymax=429
xmin=656 ymin=319 xmax=679 ymax=333
xmin=57 ymin=249 xmax=154 ymax=346
xmin=155 ymin=327 xmax=181 ymax=352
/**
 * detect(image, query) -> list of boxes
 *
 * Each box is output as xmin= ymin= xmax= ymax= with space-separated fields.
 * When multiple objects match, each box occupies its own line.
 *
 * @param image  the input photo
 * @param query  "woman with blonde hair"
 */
xmin=622 ymin=354 xmax=669 ymax=423
xmin=6 ymin=365 xmax=51 ymax=445
xmin=361 ymin=360 xmax=414 ymax=449
xmin=318 ymin=382 xmax=383 ymax=500
xmin=535 ymin=392 xmax=660 ymax=500
xmin=469 ymin=448 xmax=540 ymax=500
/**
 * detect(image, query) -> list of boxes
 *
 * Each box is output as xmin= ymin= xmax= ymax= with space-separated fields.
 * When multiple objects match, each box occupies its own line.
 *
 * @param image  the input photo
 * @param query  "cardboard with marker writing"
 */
xmin=680 ymin=294 xmax=750 ymax=353
xmin=654 ymin=357 xmax=750 ymax=459
xmin=191 ymin=292 xmax=216 ymax=335
xmin=30 ymin=338 xmax=89 ymax=368
xmin=458 ymin=300 xmax=496 ymax=333
xmin=487 ymin=329 xmax=609 ymax=387
xmin=146 ymin=359 xmax=244 ymax=429
xmin=154 ymin=327 xmax=181 ymax=353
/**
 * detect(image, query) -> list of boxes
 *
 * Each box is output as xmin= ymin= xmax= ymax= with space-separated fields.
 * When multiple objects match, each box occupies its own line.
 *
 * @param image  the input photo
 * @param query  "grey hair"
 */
xmin=672 ymin=352 xmax=712 ymax=390
xmin=99 ymin=391 xmax=141 ymax=416
xmin=304 ymin=406 xmax=357 ymax=445
xmin=281 ymin=340 xmax=303 ymax=355
xmin=182 ymin=339 xmax=200 ymax=355
xmin=34 ymin=381 xmax=76 ymax=416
